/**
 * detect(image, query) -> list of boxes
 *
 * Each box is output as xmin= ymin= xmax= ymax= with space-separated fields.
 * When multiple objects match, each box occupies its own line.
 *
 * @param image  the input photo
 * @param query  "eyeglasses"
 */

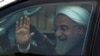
xmin=53 ymin=25 xmax=78 ymax=32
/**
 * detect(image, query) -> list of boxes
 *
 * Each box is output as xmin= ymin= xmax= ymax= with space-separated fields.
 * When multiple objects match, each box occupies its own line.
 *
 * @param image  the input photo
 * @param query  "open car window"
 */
xmin=0 ymin=1 xmax=97 ymax=55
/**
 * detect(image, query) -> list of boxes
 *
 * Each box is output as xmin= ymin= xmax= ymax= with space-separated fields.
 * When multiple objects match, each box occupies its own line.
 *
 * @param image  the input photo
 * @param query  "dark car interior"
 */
xmin=0 ymin=0 xmax=100 ymax=56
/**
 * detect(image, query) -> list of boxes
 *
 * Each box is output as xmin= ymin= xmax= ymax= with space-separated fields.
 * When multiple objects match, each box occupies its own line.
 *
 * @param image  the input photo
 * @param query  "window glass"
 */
xmin=0 ymin=1 xmax=97 ymax=55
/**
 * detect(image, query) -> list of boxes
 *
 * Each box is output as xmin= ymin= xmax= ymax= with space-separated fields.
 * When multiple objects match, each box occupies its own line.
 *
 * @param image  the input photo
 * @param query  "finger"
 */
xmin=23 ymin=16 xmax=27 ymax=28
xmin=16 ymin=21 xmax=19 ymax=30
xmin=26 ymin=16 xmax=30 ymax=26
xmin=20 ymin=17 xmax=23 ymax=28
xmin=23 ymin=16 xmax=29 ymax=28
xmin=26 ymin=17 xmax=30 ymax=28
xmin=25 ymin=16 xmax=30 ymax=29
xmin=29 ymin=32 xmax=35 ymax=39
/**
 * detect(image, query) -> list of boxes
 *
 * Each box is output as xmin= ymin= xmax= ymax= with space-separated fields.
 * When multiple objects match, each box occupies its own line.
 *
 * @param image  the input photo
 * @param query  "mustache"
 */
xmin=57 ymin=35 xmax=67 ymax=38
xmin=57 ymin=35 xmax=68 ymax=41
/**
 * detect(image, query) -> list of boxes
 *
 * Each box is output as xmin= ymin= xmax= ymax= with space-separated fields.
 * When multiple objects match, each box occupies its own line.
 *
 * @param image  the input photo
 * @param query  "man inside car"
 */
xmin=5 ymin=6 xmax=90 ymax=55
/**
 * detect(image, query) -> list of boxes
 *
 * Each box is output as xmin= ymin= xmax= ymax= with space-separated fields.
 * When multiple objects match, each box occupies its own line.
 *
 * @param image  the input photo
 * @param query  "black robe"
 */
xmin=3 ymin=37 xmax=84 ymax=56
xmin=0 ymin=24 xmax=84 ymax=56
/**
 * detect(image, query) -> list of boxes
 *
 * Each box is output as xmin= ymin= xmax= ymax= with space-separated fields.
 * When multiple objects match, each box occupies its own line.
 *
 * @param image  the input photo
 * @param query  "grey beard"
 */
xmin=55 ymin=39 xmax=69 ymax=55
xmin=55 ymin=37 xmax=81 ymax=55
xmin=55 ymin=36 xmax=68 ymax=55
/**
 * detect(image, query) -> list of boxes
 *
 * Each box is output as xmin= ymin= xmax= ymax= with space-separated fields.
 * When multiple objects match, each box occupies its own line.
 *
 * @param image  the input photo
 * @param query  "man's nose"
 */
xmin=55 ymin=29 xmax=64 ymax=36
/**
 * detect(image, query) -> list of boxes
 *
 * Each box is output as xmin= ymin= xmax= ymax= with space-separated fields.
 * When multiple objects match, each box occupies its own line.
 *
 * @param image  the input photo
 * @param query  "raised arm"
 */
xmin=16 ymin=16 xmax=34 ymax=50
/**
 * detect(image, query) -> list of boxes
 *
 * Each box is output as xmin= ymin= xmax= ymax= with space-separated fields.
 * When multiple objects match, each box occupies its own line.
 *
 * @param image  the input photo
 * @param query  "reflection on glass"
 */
xmin=0 ymin=2 xmax=96 ymax=55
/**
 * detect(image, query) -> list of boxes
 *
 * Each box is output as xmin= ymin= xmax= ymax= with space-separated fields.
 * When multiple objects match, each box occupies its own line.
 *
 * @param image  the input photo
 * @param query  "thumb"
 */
xmin=29 ymin=32 xmax=35 ymax=38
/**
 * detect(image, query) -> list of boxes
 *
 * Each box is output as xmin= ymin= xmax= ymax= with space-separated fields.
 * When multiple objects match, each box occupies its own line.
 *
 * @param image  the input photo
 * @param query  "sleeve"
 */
xmin=17 ymin=43 xmax=30 ymax=53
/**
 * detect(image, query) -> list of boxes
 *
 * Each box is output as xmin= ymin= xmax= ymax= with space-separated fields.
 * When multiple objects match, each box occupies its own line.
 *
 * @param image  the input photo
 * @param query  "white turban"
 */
xmin=56 ymin=6 xmax=90 ymax=27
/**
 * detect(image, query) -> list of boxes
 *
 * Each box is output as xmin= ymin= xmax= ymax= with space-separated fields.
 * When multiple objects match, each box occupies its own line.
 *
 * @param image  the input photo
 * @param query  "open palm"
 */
xmin=16 ymin=16 xmax=34 ymax=45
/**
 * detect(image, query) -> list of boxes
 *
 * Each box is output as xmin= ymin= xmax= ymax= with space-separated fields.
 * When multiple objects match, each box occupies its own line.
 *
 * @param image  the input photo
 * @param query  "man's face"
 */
xmin=55 ymin=14 xmax=83 ymax=43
